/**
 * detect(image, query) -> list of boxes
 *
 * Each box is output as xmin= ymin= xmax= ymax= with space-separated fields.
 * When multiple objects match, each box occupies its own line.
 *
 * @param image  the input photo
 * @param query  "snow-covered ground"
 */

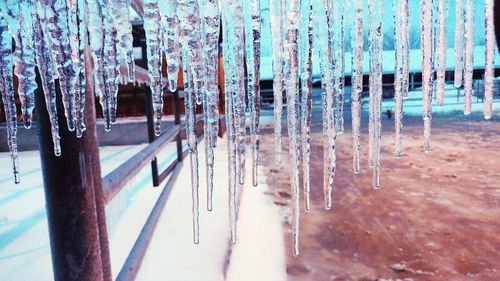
xmin=0 ymin=138 xmax=287 ymax=281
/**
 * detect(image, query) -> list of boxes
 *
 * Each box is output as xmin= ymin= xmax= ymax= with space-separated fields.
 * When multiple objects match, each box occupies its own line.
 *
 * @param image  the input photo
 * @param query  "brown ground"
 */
xmin=259 ymin=112 xmax=500 ymax=281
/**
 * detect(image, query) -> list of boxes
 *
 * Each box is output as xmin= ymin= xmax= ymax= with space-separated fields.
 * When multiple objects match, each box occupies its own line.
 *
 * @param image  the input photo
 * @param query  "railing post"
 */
xmin=141 ymin=40 xmax=160 ymax=186
xmin=173 ymin=89 xmax=183 ymax=162
xmin=34 ymin=50 xmax=112 ymax=281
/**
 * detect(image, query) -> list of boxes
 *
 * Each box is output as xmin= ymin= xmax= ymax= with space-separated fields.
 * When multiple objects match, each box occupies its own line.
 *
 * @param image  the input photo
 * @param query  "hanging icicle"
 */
xmin=0 ymin=16 xmax=19 ymax=184
xmin=329 ymin=0 xmax=345 ymax=136
xmin=351 ymin=0 xmax=363 ymax=172
xmin=143 ymin=0 xmax=164 ymax=135
xmin=160 ymin=0 xmax=181 ymax=92
xmin=454 ymin=0 xmax=464 ymax=88
xmin=393 ymin=0 xmax=409 ymax=158
xmin=244 ymin=0 xmax=262 ymax=187
xmin=269 ymin=0 xmax=284 ymax=165
xmin=421 ymin=0 xmax=433 ymax=153
xmin=284 ymin=0 xmax=301 ymax=257
xmin=484 ymin=0 xmax=495 ymax=120
xmin=435 ymin=0 xmax=448 ymax=106
xmin=110 ymin=0 xmax=135 ymax=82
xmin=369 ymin=0 xmax=383 ymax=188
xmin=463 ymin=0 xmax=474 ymax=115
xmin=300 ymin=0 xmax=313 ymax=211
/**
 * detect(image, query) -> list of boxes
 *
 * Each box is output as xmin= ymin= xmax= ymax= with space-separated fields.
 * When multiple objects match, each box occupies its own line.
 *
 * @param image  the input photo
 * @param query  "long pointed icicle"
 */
xmin=144 ymin=0 xmax=163 ymax=135
xmin=269 ymin=0 xmax=284 ymax=165
xmin=104 ymin=10 xmax=121 ymax=124
xmin=12 ymin=1 xmax=37 ymax=129
xmin=351 ymin=0 xmax=363 ymax=172
xmin=313 ymin=0 xmax=335 ymax=209
xmin=221 ymin=1 xmax=238 ymax=244
xmin=329 ymin=0 xmax=345 ymax=135
xmin=244 ymin=0 xmax=261 ymax=187
xmin=300 ymin=0 xmax=313 ymax=211
xmin=160 ymin=0 xmax=181 ymax=92
xmin=284 ymin=0 xmax=301 ymax=257
xmin=369 ymin=0 xmax=383 ymax=188
xmin=421 ymin=0 xmax=433 ymax=153
xmin=110 ymin=0 xmax=135 ymax=82
xmin=463 ymin=0 xmax=474 ymax=115
xmin=484 ymin=0 xmax=495 ymax=119
xmin=454 ymin=0 xmax=464 ymax=88
xmin=435 ymin=0 xmax=448 ymax=106
xmin=182 ymin=58 xmax=200 ymax=244
xmin=75 ymin=0 xmax=87 ymax=137
xmin=32 ymin=3 xmax=61 ymax=156
xmin=0 ymin=16 xmax=19 ymax=184
xmin=393 ymin=0 xmax=408 ymax=158
xmin=45 ymin=0 xmax=78 ymax=131
xmin=199 ymin=0 xmax=220 ymax=210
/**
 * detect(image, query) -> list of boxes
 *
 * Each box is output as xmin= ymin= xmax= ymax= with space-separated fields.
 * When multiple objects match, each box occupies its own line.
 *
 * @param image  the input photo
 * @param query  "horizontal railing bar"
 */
xmin=103 ymin=124 xmax=181 ymax=204
xmin=115 ymin=162 xmax=183 ymax=281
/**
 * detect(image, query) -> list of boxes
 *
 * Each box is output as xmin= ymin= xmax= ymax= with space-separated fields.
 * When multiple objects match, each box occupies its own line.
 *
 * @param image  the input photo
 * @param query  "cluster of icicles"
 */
xmin=0 ymin=0 xmax=496 ymax=256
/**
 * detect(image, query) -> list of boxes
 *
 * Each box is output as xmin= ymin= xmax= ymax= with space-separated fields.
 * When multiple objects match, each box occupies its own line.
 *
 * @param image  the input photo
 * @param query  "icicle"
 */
xmin=177 ymin=0 xmax=205 ymax=108
xmin=484 ymin=0 xmax=495 ymax=120
xmin=159 ymin=0 xmax=181 ymax=92
xmin=369 ymin=0 xmax=383 ymax=188
xmin=351 ymin=0 xmax=363 ymax=171
xmin=143 ymin=0 xmax=163 ymax=135
xmin=182 ymin=58 xmax=200 ymax=244
xmin=0 ymin=16 xmax=19 ymax=183
xmin=9 ymin=1 xmax=37 ymax=129
xmin=110 ymin=0 xmax=135 ymax=82
xmin=44 ymin=0 xmax=78 ymax=131
xmin=435 ymin=0 xmax=448 ymax=106
xmin=454 ymin=0 xmax=464 ymax=88
xmin=421 ymin=0 xmax=433 ymax=153
xmin=284 ymin=0 xmax=301 ymax=257
xmin=244 ymin=0 xmax=261 ymax=187
xmin=463 ymin=0 xmax=474 ymax=115
xmin=393 ymin=0 xmax=408 ymax=158
xmin=199 ymin=0 xmax=220 ymax=210
xmin=75 ymin=0 xmax=87 ymax=137
xmin=300 ymin=0 xmax=313 ymax=211
xmin=269 ymin=0 xmax=284 ymax=165
xmin=104 ymin=13 xmax=121 ymax=125
xmin=313 ymin=0 xmax=335 ymax=209
xmin=328 ymin=0 xmax=345 ymax=135
xmin=32 ymin=2 xmax=61 ymax=156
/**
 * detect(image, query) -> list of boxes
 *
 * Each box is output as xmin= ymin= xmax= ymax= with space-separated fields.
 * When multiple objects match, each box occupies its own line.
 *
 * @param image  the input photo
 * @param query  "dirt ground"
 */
xmin=259 ymin=111 xmax=500 ymax=281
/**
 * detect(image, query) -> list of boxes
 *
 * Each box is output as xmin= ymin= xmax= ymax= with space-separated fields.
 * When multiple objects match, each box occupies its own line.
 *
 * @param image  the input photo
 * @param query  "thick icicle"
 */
xmin=435 ymin=0 xmax=448 ymax=106
xmin=74 ymin=0 xmax=87 ymax=137
xmin=110 ymin=0 xmax=135 ymax=82
xmin=143 ymin=0 xmax=163 ymax=135
xmin=104 ymin=11 xmax=121 ymax=125
xmin=244 ymin=0 xmax=261 ymax=187
xmin=85 ymin=0 xmax=111 ymax=130
xmin=351 ymin=0 xmax=363 ymax=172
xmin=454 ymin=0 xmax=464 ymax=88
xmin=32 ymin=2 xmax=61 ymax=155
xmin=484 ymin=0 xmax=495 ymax=119
xmin=313 ymin=0 xmax=335 ymax=209
xmin=284 ymin=0 xmax=301 ymax=257
xmin=463 ymin=0 xmax=474 ymax=115
xmin=177 ymin=0 xmax=205 ymax=107
xmin=0 ymin=16 xmax=19 ymax=183
xmin=182 ymin=58 xmax=200 ymax=244
xmin=269 ymin=0 xmax=284 ymax=165
xmin=221 ymin=4 xmax=238 ymax=243
xmin=369 ymin=0 xmax=383 ymax=188
xmin=421 ymin=0 xmax=433 ymax=153
xmin=328 ymin=0 xmax=345 ymax=135
xmin=159 ymin=0 xmax=181 ymax=92
xmin=300 ymin=0 xmax=313 ymax=211
xmin=10 ymin=1 xmax=38 ymax=129
xmin=44 ymin=0 xmax=78 ymax=131
xmin=199 ymin=0 xmax=220 ymax=210
xmin=393 ymin=0 xmax=409 ymax=158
